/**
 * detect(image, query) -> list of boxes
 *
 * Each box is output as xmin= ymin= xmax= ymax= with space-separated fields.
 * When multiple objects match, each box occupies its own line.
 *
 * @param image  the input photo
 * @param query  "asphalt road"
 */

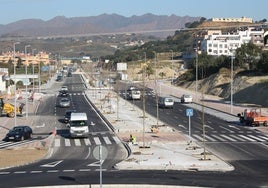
xmin=0 ymin=73 xmax=267 ymax=188
xmin=117 ymin=81 xmax=268 ymax=185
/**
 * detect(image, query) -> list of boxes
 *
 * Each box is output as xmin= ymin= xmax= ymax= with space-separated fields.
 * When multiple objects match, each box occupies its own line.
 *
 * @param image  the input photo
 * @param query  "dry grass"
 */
xmin=0 ymin=148 xmax=47 ymax=169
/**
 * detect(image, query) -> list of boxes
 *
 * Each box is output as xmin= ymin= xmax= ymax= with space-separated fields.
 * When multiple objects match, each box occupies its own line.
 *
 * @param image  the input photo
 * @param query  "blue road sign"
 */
xmin=186 ymin=108 xmax=193 ymax=116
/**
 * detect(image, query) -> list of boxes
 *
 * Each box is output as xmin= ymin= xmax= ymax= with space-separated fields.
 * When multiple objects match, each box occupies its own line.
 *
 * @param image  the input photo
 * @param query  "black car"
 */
xmin=64 ymin=109 xmax=76 ymax=123
xmin=59 ymin=90 xmax=69 ymax=97
xmin=4 ymin=125 xmax=33 ymax=141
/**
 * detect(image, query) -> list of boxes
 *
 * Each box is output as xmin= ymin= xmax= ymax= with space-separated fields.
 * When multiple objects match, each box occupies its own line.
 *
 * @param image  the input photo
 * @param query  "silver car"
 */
xmin=59 ymin=98 xmax=71 ymax=107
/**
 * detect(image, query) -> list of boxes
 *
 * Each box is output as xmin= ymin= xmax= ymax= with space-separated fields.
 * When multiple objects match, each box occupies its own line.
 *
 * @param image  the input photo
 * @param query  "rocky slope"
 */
xmin=179 ymin=71 xmax=268 ymax=108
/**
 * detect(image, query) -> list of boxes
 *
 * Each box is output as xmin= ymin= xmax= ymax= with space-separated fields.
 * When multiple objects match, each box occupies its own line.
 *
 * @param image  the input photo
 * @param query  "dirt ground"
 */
xmin=0 ymin=148 xmax=47 ymax=169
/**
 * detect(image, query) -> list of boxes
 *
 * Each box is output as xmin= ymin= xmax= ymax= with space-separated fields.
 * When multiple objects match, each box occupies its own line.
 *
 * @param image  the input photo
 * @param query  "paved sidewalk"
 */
xmin=85 ymin=88 xmax=234 ymax=171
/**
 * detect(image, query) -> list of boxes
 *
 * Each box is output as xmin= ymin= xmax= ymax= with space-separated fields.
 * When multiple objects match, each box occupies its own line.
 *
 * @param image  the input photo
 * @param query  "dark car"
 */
xmin=59 ymin=90 xmax=69 ymax=97
xmin=4 ymin=125 xmax=33 ymax=141
xmin=64 ymin=109 xmax=76 ymax=123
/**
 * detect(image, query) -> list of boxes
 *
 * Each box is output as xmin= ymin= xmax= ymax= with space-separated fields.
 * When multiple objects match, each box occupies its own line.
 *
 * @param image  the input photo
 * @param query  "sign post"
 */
xmin=186 ymin=108 xmax=193 ymax=138
xmin=93 ymin=145 xmax=108 ymax=188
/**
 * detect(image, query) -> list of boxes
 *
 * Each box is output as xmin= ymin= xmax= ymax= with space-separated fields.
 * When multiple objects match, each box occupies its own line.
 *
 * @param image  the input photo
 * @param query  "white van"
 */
xmin=68 ymin=112 xmax=88 ymax=138
xmin=158 ymin=96 xmax=174 ymax=108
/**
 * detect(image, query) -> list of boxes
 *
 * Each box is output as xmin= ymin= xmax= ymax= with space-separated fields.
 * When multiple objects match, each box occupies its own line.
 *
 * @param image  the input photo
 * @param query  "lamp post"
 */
xmin=195 ymin=48 xmax=198 ymax=101
xmin=38 ymin=53 xmax=41 ymax=93
xmin=32 ymin=49 xmax=36 ymax=92
xmin=170 ymin=50 xmax=174 ymax=84
xmin=154 ymin=51 xmax=159 ymax=127
xmin=25 ymin=45 xmax=30 ymax=118
xmin=13 ymin=42 xmax=20 ymax=127
xmin=229 ymin=48 xmax=235 ymax=114
xmin=142 ymin=52 xmax=146 ymax=148
xmin=230 ymin=55 xmax=234 ymax=114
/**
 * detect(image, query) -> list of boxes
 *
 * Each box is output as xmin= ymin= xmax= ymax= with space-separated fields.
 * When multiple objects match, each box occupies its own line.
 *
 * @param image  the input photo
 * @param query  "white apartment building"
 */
xmin=201 ymin=27 xmax=264 ymax=56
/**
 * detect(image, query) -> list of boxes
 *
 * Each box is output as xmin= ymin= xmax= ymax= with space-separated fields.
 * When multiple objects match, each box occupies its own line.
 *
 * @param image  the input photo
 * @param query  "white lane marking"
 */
xmin=238 ymin=135 xmax=256 ymax=142
xmin=41 ymin=160 xmax=63 ymax=168
xmin=14 ymin=171 xmax=26 ymax=174
xmin=54 ymin=138 xmax=60 ymax=147
xmin=210 ymin=135 xmax=226 ymax=142
xmin=259 ymin=135 xmax=268 ymax=141
xmin=205 ymin=135 xmax=217 ymax=142
xmin=192 ymin=134 xmax=204 ymax=141
xmin=0 ymin=172 xmax=10 ymax=175
xmin=30 ymin=171 xmax=42 ymax=173
xmin=47 ymin=170 xmax=59 ymax=173
xmin=74 ymin=139 xmax=81 ymax=146
xmin=112 ymin=136 xmax=121 ymax=144
xmin=220 ymin=126 xmax=233 ymax=133
xmin=229 ymin=134 xmax=246 ymax=142
xmin=63 ymin=169 xmax=75 ymax=172
xmin=65 ymin=139 xmax=71 ymax=146
xmin=79 ymin=169 xmax=91 ymax=172
xmin=88 ymin=161 xmax=101 ymax=166
xmin=247 ymin=135 xmax=266 ymax=142
xmin=94 ymin=137 xmax=101 ymax=145
xmin=103 ymin=136 xmax=112 ymax=144
xmin=84 ymin=138 xmax=91 ymax=146
xmin=220 ymin=134 xmax=236 ymax=142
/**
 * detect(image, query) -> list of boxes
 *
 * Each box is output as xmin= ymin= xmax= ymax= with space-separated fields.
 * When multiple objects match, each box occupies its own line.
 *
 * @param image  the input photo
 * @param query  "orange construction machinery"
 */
xmin=238 ymin=108 xmax=268 ymax=127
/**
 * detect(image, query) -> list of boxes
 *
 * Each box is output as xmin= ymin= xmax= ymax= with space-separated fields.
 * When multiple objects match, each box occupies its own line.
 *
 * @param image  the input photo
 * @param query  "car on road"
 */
xmin=61 ymin=86 xmax=68 ymax=91
xmin=59 ymin=98 xmax=71 ymax=108
xmin=59 ymin=90 xmax=69 ymax=97
xmin=64 ymin=109 xmax=76 ymax=123
xmin=181 ymin=94 xmax=193 ymax=103
xmin=3 ymin=125 xmax=33 ymax=142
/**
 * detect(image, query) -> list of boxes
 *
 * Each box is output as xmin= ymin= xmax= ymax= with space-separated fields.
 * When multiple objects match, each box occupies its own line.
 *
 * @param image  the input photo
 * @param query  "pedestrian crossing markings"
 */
xmin=54 ymin=134 xmax=121 ymax=147
xmin=192 ymin=134 xmax=268 ymax=143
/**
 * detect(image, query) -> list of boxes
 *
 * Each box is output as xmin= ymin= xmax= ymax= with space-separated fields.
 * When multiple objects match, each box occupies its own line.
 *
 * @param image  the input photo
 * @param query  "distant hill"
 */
xmin=0 ymin=14 xmax=200 ymax=38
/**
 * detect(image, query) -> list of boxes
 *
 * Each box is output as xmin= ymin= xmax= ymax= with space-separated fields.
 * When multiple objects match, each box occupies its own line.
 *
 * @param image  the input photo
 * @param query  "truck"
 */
xmin=67 ymin=112 xmax=89 ymax=138
xmin=0 ymin=97 xmax=24 ymax=118
xmin=237 ymin=108 xmax=268 ymax=126
xmin=158 ymin=96 xmax=174 ymax=108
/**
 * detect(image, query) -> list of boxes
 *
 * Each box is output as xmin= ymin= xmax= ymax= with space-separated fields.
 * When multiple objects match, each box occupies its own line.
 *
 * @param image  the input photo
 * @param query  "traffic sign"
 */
xmin=186 ymin=108 xmax=193 ymax=116
xmin=93 ymin=145 xmax=108 ymax=160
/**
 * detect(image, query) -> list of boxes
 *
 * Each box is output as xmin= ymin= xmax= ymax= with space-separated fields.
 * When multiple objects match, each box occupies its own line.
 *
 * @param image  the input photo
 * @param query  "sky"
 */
xmin=0 ymin=0 xmax=267 ymax=25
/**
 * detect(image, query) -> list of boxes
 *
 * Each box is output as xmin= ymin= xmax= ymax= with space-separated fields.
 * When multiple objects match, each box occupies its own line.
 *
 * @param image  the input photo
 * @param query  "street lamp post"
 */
xmin=229 ymin=48 xmax=235 ymax=114
xmin=32 ymin=49 xmax=36 ymax=92
xmin=142 ymin=52 xmax=146 ymax=148
xmin=38 ymin=53 xmax=41 ymax=93
xmin=170 ymin=50 xmax=174 ymax=84
xmin=231 ymin=55 xmax=234 ymax=114
xmin=13 ymin=42 xmax=20 ymax=127
xmin=25 ymin=45 xmax=30 ymax=118
xmin=195 ymin=48 xmax=198 ymax=101
xmin=154 ymin=51 xmax=159 ymax=127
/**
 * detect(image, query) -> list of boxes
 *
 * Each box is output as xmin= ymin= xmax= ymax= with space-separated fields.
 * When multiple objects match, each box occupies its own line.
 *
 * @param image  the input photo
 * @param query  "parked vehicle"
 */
xmin=59 ymin=98 xmax=71 ymax=108
xmin=67 ymin=112 xmax=89 ymax=138
xmin=158 ymin=96 xmax=174 ymax=108
xmin=181 ymin=94 xmax=193 ymax=103
xmin=0 ymin=97 xmax=24 ymax=117
xmin=3 ymin=125 xmax=32 ymax=141
xmin=64 ymin=109 xmax=76 ymax=123
xmin=238 ymin=108 xmax=268 ymax=126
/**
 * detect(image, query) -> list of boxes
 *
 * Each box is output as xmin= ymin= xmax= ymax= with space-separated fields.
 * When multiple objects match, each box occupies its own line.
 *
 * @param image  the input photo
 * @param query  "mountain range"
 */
xmin=0 ymin=14 xmax=200 ymax=38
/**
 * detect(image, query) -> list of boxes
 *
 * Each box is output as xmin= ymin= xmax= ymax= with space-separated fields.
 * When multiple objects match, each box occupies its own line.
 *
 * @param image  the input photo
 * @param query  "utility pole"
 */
xmin=25 ymin=45 xmax=30 ymax=118
xmin=142 ymin=53 xmax=147 ymax=148
xmin=154 ymin=51 xmax=159 ymax=127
